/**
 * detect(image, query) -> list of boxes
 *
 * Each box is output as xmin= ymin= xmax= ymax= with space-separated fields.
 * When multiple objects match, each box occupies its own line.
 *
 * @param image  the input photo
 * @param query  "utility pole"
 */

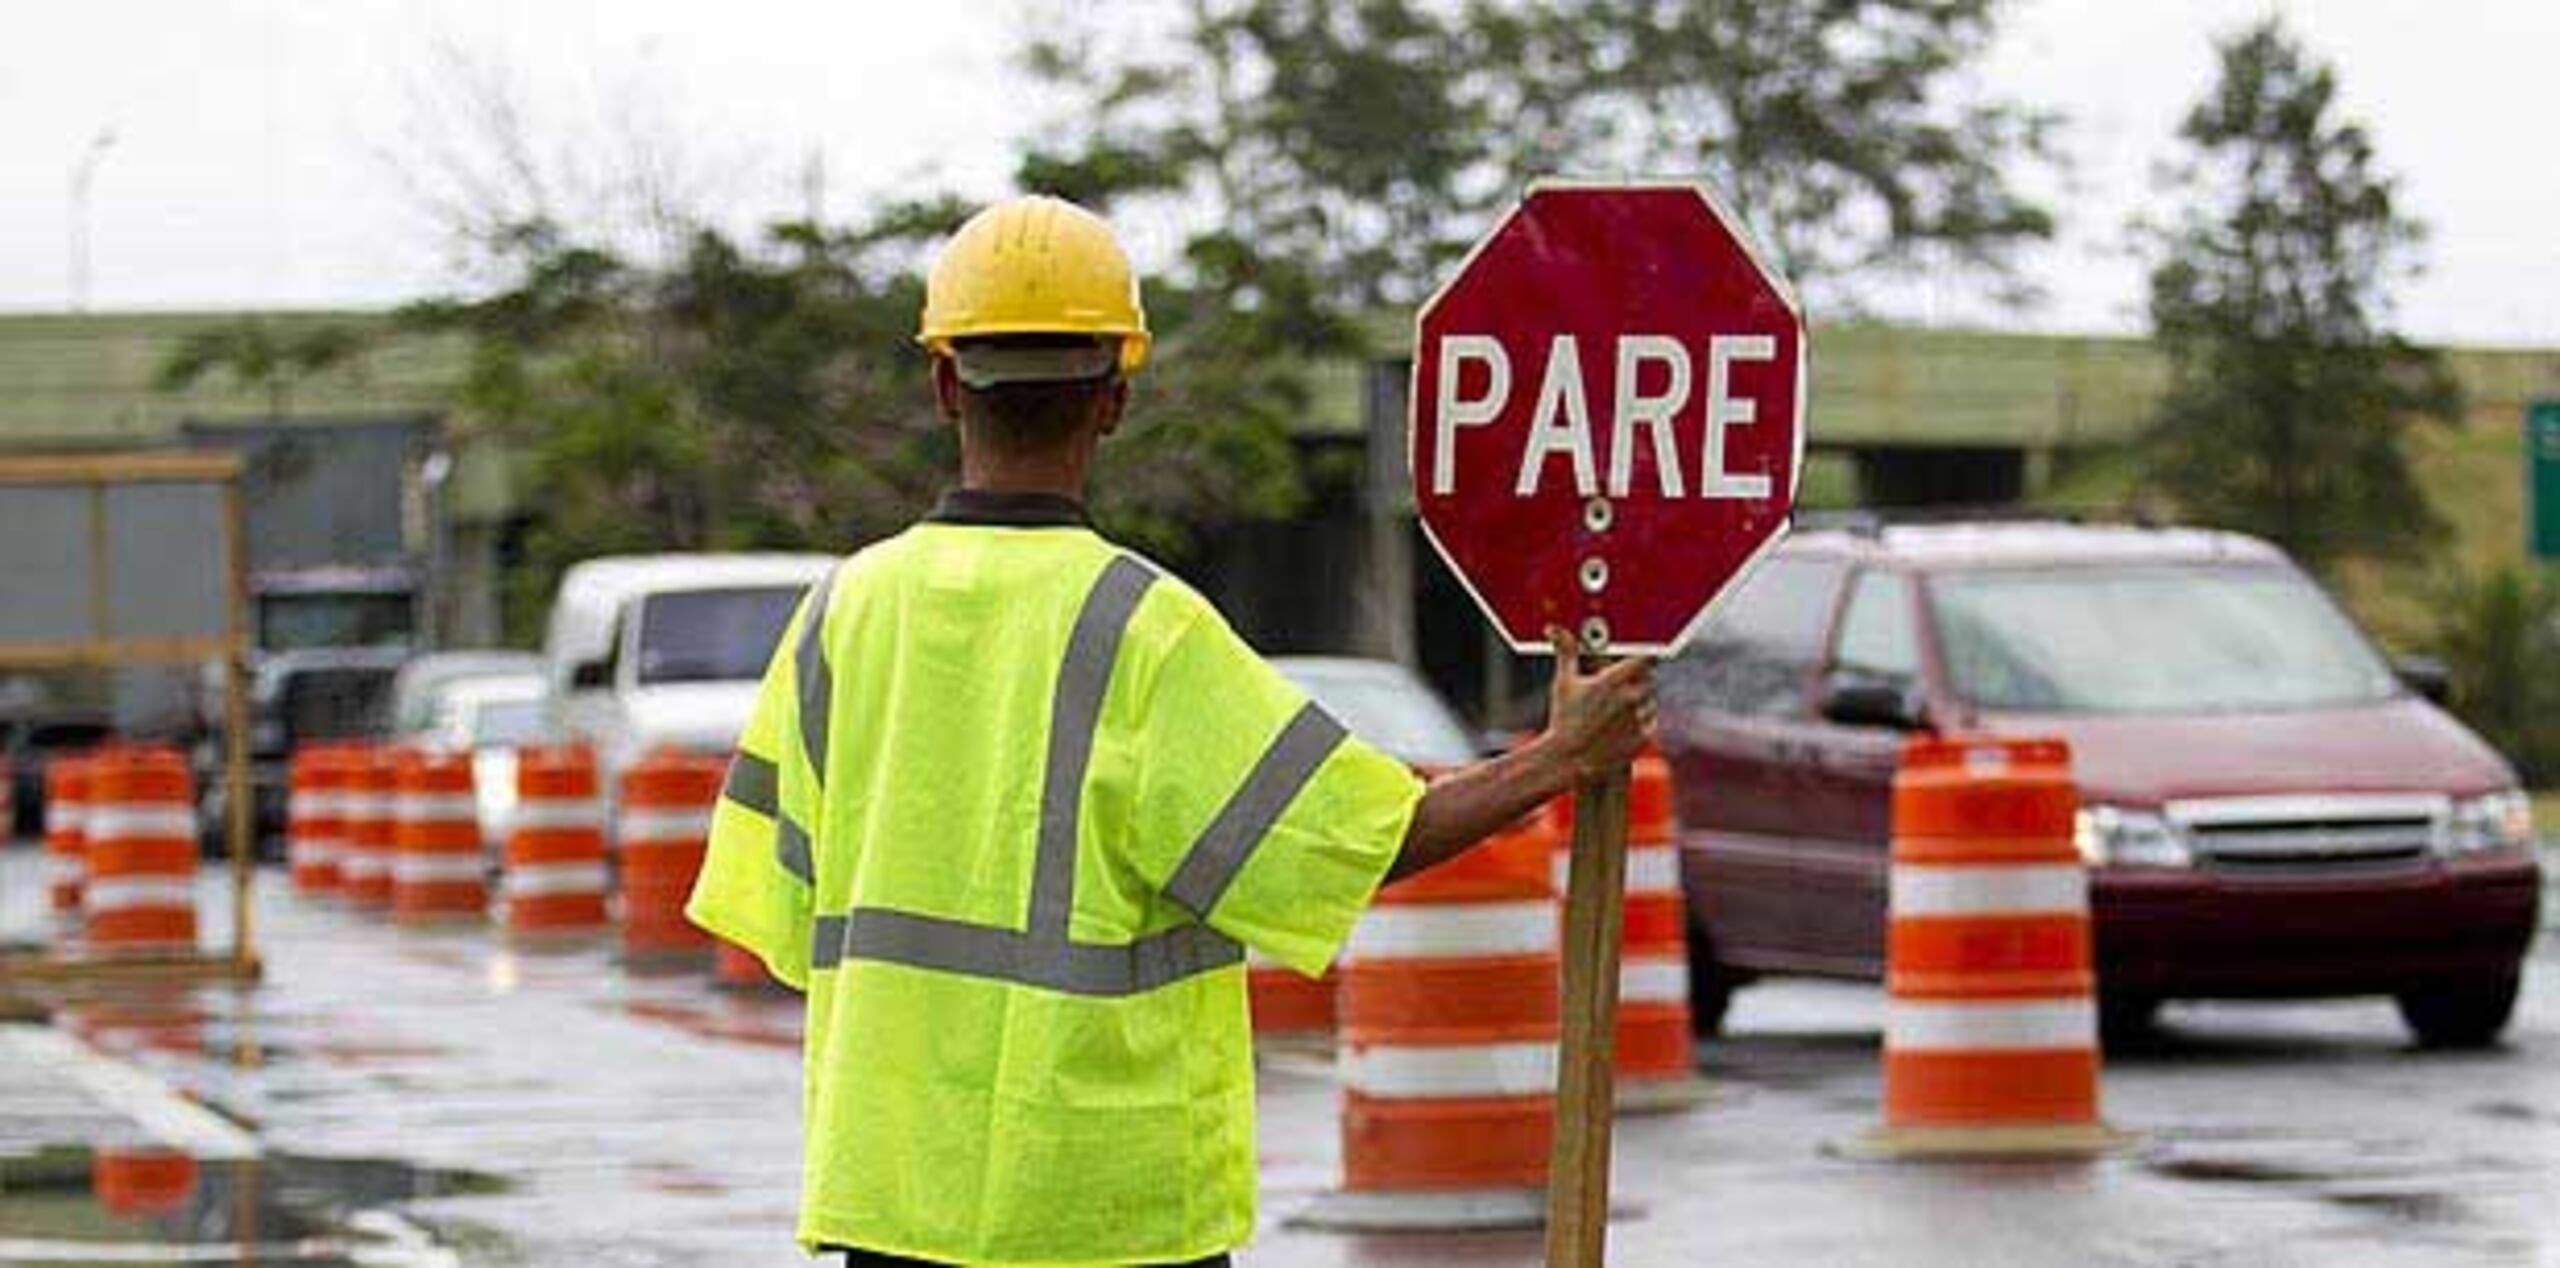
xmin=69 ymin=127 xmax=119 ymax=312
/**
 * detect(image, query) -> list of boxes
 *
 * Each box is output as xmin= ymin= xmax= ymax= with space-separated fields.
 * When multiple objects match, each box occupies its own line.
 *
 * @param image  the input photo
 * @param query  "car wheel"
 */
xmin=2097 ymin=993 xmax=2163 ymax=1051
xmin=1685 ymin=927 xmax=1740 ymax=1038
xmin=2396 ymin=977 xmax=2520 ymax=1050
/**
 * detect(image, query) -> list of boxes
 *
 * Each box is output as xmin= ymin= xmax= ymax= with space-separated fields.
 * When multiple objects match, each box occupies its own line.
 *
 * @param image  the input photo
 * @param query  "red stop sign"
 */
xmin=1410 ymin=183 xmax=1806 ymax=655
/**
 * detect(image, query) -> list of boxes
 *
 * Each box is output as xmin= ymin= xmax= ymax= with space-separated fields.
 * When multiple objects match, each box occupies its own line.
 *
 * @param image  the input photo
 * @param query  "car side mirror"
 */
xmin=1818 ymin=670 xmax=1927 ymax=731
xmin=2394 ymin=655 xmax=2451 ymax=706
xmin=569 ymin=658 xmax=613 ymax=691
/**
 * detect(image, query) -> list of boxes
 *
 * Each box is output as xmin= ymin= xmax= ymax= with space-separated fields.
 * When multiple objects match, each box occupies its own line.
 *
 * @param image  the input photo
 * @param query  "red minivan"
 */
xmin=1659 ymin=520 xmax=2543 ymax=1048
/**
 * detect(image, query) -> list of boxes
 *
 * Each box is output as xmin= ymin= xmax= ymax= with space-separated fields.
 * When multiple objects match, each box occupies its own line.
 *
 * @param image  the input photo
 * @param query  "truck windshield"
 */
xmin=260 ymin=593 xmax=415 ymax=651
xmin=1929 ymin=563 xmax=2400 ymax=714
xmin=635 ymin=587 xmax=805 ymax=686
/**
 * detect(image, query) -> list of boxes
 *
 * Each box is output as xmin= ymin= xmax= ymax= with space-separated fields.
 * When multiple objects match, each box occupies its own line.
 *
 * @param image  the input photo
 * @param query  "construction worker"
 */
xmin=686 ymin=195 xmax=1653 ymax=1268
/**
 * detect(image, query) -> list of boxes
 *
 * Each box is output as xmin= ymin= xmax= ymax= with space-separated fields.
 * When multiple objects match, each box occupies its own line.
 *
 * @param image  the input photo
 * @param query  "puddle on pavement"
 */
xmin=2146 ymin=1151 xmax=2336 ymax=1185
xmin=2321 ymin=1186 xmax=2469 ymax=1224
xmin=2142 ymin=1132 xmax=2514 ymax=1239
xmin=2142 ymin=1129 xmax=2428 ymax=1187
xmin=2468 ymin=1098 xmax=2555 ymax=1124
xmin=0 ymin=1146 xmax=509 ymax=1266
xmin=23 ymin=980 xmax=459 ymax=1076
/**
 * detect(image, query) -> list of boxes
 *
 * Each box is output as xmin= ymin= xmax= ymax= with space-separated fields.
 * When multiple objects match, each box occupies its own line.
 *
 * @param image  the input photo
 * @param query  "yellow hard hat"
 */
xmin=918 ymin=195 xmax=1150 ymax=378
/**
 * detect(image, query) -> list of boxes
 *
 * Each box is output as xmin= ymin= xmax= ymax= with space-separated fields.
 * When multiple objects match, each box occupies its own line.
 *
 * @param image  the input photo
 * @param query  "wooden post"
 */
xmin=1544 ymin=759 xmax=1630 ymax=1267
xmin=222 ymin=477 xmax=256 ymax=979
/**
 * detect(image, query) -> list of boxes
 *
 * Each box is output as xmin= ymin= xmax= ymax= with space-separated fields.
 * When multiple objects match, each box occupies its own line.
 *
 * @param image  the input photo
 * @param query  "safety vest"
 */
xmin=687 ymin=491 xmax=1423 ymax=1266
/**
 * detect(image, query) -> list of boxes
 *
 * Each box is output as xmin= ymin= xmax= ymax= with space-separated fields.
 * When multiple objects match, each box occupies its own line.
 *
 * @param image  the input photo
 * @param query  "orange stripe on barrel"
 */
xmin=618 ymin=751 xmax=722 ymax=955
xmin=1342 ymin=1093 xmax=1554 ymax=1191
xmin=1339 ymin=953 xmax=1558 ymax=1042
xmin=1885 ymin=1048 xmax=2100 ymax=1128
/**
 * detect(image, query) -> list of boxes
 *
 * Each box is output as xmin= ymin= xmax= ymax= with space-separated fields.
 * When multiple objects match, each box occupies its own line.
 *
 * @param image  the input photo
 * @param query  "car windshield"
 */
xmin=635 ymin=587 xmax=805 ymax=686
xmin=470 ymin=700 xmax=549 ymax=747
xmin=1929 ymin=563 xmax=2400 ymax=714
xmin=1276 ymin=662 xmax=1477 ymax=767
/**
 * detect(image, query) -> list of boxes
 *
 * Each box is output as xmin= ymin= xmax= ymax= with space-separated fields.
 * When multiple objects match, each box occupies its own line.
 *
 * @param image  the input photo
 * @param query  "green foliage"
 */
xmin=1477 ymin=0 xmax=2061 ymax=300
xmin=2139 ymin=19 xmax=2460 ymax=574
xmin=155 ymin=316 xmax=376 ymax=416
xmin=407 ymin=215 xmax=945 ymax=639
xmin=412 ymin=209 xmax=1318 ymax=640
xmin=2434 ymin=566 xmax=2560 ymax=785
xmin=1022 ymin=0 xmax=2059 ymax=312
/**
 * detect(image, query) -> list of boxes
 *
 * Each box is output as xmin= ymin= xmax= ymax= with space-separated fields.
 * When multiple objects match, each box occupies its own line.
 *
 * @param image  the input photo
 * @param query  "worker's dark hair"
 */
xmin=951 ymin=335 xmax=1119 ymax=455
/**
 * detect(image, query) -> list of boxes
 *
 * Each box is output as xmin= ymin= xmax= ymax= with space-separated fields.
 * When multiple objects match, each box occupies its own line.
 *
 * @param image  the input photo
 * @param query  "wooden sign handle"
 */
xmin=1545 ymin=759 xmax=1631 ymax=1268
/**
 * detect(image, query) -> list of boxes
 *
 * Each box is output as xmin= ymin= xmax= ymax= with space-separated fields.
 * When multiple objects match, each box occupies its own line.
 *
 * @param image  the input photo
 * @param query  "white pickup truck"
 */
xmin=541 ymin=554 xmax=837 ymax=783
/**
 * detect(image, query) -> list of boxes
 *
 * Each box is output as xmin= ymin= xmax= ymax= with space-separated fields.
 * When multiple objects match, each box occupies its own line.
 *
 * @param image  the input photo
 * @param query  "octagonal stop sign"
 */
xmin=1410 ymin=183 xmax=1806 ymax=655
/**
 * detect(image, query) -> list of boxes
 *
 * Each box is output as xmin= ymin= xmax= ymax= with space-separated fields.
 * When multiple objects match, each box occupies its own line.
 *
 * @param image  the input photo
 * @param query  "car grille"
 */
xmin=2166 ymin=794 xmax=2444 ymax=876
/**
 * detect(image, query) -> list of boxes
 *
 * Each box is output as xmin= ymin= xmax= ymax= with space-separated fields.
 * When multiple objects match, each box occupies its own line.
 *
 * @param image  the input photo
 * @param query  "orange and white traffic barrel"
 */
xmin=43 ymin=753 xmax=93 ymax=914
xmin=90 ymin=1146 xmax=199 ymax=1216
xmin=1247 ymin=951 xmax=1337 ymax=1039
xmin=713 ymin=941 xmax=780 ymax=989
xmin=1546 ymin=752 xmax=1703 ymax=1111
xmin=616 ymin=750 xmax=721 ymax=959
xmin=393 ymin=748 xmax=489 ymax=923
xmin=1847 ymin=734 xmax=2126 ymax=1159
xmin=1298 ymin=816 xmax=1557 ymax=1231
xmin=502 ymin=745 xmax=609 ymax=937
xmin=82 ymin=745 xmax=197 ymax=956
xmin=338 ymin=745 xmax=397 ymax=909
xmin=285 ymin=745 xmax=346 ymax=893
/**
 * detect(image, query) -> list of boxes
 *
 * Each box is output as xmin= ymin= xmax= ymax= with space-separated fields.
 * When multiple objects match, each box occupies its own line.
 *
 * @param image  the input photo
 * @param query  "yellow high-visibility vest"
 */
xmin=686 ymin=491 xmax=1423 ymax=1266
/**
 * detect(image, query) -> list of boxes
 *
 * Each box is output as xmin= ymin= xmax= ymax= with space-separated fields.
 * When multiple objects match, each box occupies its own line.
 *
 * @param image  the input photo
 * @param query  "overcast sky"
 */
xmin=4 ymin=1 xmax=2554 ymax=344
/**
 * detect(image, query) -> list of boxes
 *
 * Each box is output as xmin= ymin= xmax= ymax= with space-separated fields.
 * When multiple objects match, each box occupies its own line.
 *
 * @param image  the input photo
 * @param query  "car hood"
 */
xmin=1974 ymin=696 xmax=2516 ymax=806
xmin=620 ymin=682 xmax=760 ymax=754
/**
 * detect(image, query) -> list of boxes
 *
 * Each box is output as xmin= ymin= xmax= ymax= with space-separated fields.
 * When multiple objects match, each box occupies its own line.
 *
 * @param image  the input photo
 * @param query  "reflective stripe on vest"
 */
xmin=716 ymin=749 xmax=815 ymax=885
xmin=803 ymin=555 xmax=1348 ymax=998
xmin=796 ymin=566 xmax=841 ymax=787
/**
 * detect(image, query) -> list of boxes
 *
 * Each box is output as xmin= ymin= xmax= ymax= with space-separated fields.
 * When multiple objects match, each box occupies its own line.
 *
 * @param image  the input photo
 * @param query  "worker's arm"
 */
xmin=1389 ymin=627 xmax=1656 ymax=882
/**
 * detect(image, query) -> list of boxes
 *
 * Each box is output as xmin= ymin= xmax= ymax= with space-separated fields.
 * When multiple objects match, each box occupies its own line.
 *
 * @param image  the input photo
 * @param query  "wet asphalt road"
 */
xmin=3 ymin=847 xmax=2556 ymax=1267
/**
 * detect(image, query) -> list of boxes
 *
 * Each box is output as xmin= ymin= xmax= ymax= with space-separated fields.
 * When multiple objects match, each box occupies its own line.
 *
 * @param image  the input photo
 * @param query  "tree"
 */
xmin=2435 ymin=566 xmax=2560 ymax=785
xmin=155 ymin=317 xmax=375 ymax=417
xmin=405 ymin=204 xmax=1321 ymax=640
xmin=388 ymin=36 xmax=1333 ymax=639
xmin=402 ymin=212 xmax=951 ymax=636
xmin=1022 ymin=0 xmax=2060 ymax=314
xmin=1481 ymin=0 xmax=2060 ymax=305
xmin=2139 ymin=19 xmax=2460 ymax=572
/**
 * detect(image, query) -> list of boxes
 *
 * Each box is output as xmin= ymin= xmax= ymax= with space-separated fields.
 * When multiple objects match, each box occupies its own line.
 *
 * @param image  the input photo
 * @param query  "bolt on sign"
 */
xmin=1410 ymin=182 xmax=1807 ymax=655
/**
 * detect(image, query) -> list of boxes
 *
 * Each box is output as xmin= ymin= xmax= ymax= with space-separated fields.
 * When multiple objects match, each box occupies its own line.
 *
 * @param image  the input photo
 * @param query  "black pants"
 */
xmin=835 ymin=1248 xmax=1230 ymax=1267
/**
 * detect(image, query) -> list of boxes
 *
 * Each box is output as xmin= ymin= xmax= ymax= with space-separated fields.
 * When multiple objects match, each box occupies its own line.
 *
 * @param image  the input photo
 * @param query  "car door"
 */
xmin=1657 ymin=554 xmax=1848 ymax=971
xmin=1792 ymin=567 xmax=1923 ymax=978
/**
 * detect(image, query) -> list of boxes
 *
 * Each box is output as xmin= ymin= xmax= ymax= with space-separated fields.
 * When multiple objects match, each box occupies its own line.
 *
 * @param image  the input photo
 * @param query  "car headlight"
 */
xmin=2074 ymin=805 xmax=2191 ymax=868
xmin=2443 ymin=790 xmax=2534 ymax=856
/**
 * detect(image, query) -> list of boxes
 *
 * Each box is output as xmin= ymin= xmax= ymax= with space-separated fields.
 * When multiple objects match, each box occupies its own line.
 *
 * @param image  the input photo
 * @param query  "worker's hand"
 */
xmin=1542 ymin=625 xmax=1656 ymax=783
